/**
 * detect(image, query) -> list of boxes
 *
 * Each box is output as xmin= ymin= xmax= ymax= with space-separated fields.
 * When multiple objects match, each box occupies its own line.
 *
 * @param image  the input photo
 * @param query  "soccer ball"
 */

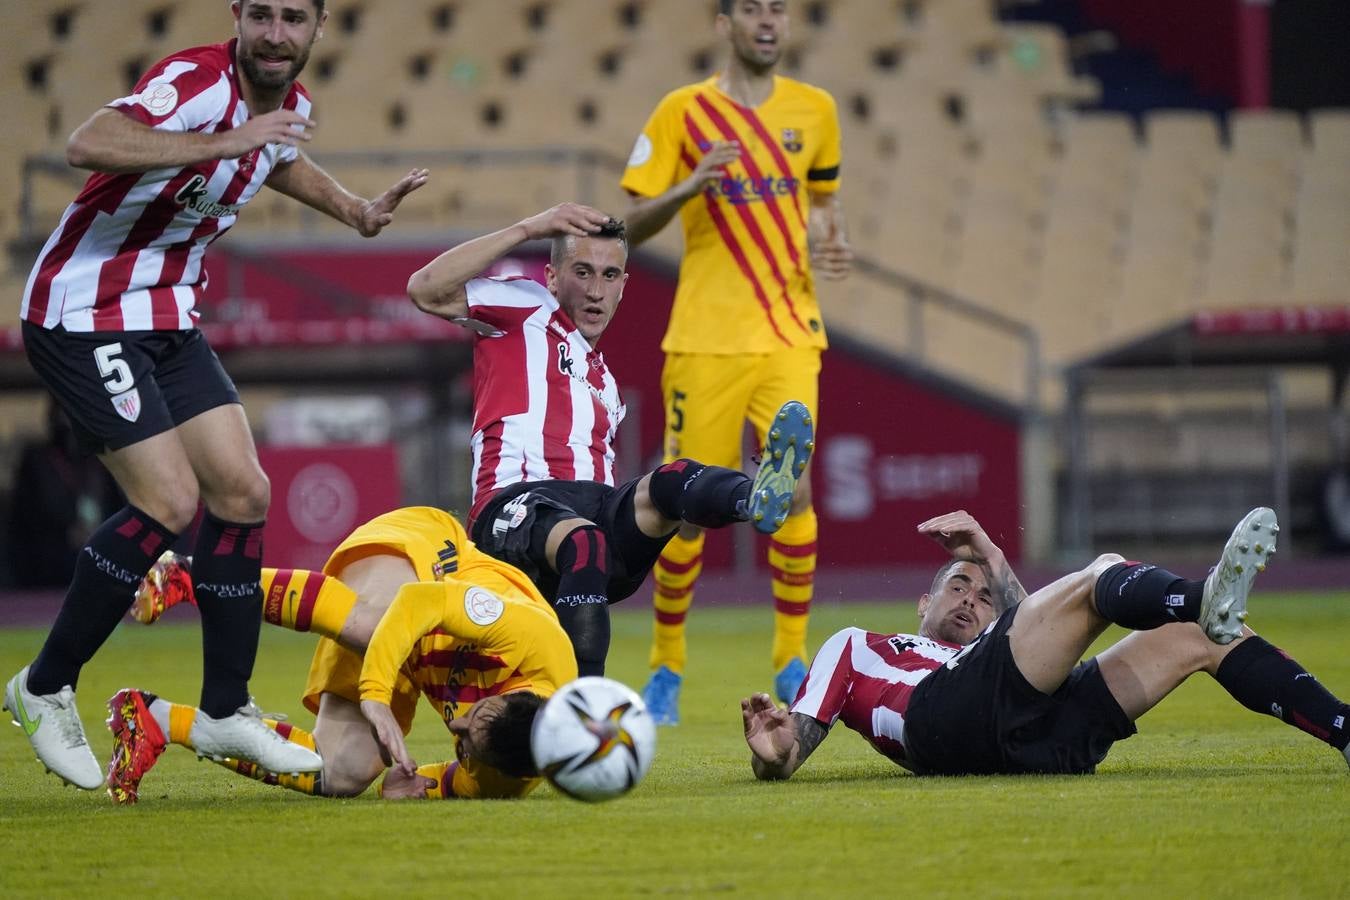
xmin=530 ymin=676 xmax=656 ymax=802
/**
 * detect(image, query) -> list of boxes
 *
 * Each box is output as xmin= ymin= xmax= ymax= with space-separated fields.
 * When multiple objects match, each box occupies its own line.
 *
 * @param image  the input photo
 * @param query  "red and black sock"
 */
xmin=647 ymin=459 xmax=751 ymax=528
xmin=192 ymin=513 xmax=264 ymax=718
xmin=28 ymin=506 xmax=177 ymax=694
xmin=1092 ymin=562 xmax=1203 ymax=630
xmin=1216 ymin=636 xmax=1350 ymax=750
xmin=553 ymin=525 xmax=611 ymax=677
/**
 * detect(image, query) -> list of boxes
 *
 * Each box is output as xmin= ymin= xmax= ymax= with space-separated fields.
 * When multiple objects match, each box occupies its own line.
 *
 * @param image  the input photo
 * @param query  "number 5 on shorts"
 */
xmin=95 ymin=342 xmax=134 ymax=394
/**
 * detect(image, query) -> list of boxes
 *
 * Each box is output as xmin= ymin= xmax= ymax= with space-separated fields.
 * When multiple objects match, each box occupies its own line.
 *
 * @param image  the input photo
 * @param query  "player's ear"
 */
xmin=544 ymin=263 xmax=559 ymax=296
xmin=917 ymin=593 xmax=932 ymax=618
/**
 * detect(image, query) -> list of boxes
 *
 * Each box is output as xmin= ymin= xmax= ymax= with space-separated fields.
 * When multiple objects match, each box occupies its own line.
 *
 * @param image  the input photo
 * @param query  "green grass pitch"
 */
xmin=2 ymin=593 xmax=1347 ymax=897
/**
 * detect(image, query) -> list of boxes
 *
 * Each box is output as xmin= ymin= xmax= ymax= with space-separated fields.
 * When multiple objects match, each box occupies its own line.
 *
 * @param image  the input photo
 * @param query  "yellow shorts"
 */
xmin=661 ymin=347 xmax=821 ymax=467
xmin=300 ymin=506 xmax=545 ymax=736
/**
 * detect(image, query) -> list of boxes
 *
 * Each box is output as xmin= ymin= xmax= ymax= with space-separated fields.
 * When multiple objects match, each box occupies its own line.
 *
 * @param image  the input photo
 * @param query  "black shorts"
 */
xmin=469 ymin=477 xmax=671 ymax=605
xmin=903 ymin=605 xmax=1137 ymax=775
xmin=23 ymin=323 xmax=239 ymax=456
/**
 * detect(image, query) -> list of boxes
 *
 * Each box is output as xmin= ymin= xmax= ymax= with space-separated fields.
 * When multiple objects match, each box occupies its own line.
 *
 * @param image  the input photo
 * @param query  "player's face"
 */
xmin=447 ymin=695 xmax=509 ymax=764
xmin=917 ymin=561 xmax=996 ymax=645
xmin=545 ymin=237 xmax=629 ymax=345
xmin=719 ymin=0 xmax=790 ymax=74
xmin=233 ymin=0 xmax=326 ymax=93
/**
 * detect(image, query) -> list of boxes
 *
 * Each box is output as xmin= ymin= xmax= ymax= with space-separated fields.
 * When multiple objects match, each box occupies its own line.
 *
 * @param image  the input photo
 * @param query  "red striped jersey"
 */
xmin=791 ymin=626 xmax=961 ymax=770
xmin=21 ymin=40 xmax=310 ymax=332
xmin=463 ymin=276 xmax=625 ymax=523
xmin=621 ymin=75 xmax=841 ymax=354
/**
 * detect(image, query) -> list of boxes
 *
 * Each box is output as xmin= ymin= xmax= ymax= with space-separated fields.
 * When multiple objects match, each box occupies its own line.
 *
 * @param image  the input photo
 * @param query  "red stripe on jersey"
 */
xmin=26 ymin=203 xmax=101 ymax=324
xmin=730 ymin=103 xmax=810 ymax=232
xmin=685 ymin=112 xmax=808 ymax=336
xmin=679 ymin=145 xmax=791 ymax=347
xmin=695 ymin=94 xmax=808 ymax=282
xmin=423 ymin=681 xmax=509 ymax=704
xmin=542 ymin=313 xmax=577 ymax=481
xmin=440 ymin=761 xmax=459 ymax=798
xmin=416 ymin=650 xmax=509 ymax=671
xmin=118 ymin=45 xmax=232 ymax=126
xmin=294 ymin=573 xmax=323 ymax=633
xmin=93 ymin=161 xmax=224 ymax=330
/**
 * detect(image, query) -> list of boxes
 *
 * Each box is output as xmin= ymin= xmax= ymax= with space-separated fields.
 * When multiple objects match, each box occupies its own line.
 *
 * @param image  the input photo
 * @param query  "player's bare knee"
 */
xmin=139 ymin=486 xmax=202 ymax=533
xmin=1086 ymin=553 xmax=1126 ymax=580
xmin=205 ymin=468 xmax=270 ymax=523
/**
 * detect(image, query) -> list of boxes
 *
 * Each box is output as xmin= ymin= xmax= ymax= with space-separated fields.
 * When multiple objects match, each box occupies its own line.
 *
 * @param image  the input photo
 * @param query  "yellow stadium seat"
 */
xmin=1309 ymin=107 xmax=1350 ymax=158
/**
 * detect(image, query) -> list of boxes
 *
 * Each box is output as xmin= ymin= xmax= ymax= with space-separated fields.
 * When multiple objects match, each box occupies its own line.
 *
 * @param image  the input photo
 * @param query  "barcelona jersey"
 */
xmin=622 ymin=75 xmax=842 ymax=354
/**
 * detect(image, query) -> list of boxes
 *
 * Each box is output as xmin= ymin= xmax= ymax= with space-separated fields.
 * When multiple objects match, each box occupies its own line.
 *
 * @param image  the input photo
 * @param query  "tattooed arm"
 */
xmin=917 ymin=510 xmax=1027 ymax=611
xmin=741 ymin=694 xmax=831 ymax=781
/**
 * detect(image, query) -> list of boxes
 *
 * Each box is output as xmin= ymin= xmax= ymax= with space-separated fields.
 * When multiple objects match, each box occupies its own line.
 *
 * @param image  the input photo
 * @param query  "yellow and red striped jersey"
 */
xmin=622 ymin=74 xmax=842 ymax=354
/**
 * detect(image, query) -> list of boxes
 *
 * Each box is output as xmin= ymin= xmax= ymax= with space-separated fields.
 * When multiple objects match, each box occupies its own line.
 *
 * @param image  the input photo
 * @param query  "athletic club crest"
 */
xmin=111 ymin=387 xmax=141 ymax=422
xmin=781 ymin=128 xmax=803 ymax=153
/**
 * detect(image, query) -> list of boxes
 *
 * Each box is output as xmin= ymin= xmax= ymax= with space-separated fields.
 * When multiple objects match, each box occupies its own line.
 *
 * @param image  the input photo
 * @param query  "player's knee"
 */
xmin=313 ymin=740 xmax=383 ymax=798
xmin=1086 ymin=553 xmax=1126 ymax=580
xmin=145 ymin=487 xmax=203 ymax=534
xmin=206 ymin=467 xmax=271 ymax=523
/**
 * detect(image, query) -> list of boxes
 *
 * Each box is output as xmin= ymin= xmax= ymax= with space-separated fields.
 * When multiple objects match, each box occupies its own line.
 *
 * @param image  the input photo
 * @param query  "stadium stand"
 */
xmin=3 ymin=0 xmax=1348 ymax=412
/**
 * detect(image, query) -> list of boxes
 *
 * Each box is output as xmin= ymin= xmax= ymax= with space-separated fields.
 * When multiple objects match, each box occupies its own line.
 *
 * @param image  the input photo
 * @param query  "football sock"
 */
xmin=553 ymin=525 xmax=611 ymax=677
xmin=649 ymin=531 xmax=704 ymax=675
xmin=1215 ymin=636 xmax=1350 ymax=751
xmin=1092 ymin=562 xmax=1202 ymax=630
xmin=770 ymin=508 xmax=817 ymax=670
xmin=261 ymin=567 xmax=358 ymax=639
xmin=193 ymin=514 xmax=266 ymax=718
xmin=647 ymin=459 xmax=752 ymax=528
xmin=147 ymin=696 xmax=323 ymax=794
xmin=28 ymin=506 xmax=177 ymax=694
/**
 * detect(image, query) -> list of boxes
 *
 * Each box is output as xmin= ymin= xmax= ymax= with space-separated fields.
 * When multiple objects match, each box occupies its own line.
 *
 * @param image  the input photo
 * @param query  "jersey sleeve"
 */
xmin=619 ymin=90 xmax=687 ymax=199
xmin=789 ymin=628 xmax=861 ymax=725
xmin=464 ymin=276 xmax=553 ymax=330
xmin=108 ymin=54 xmax=230 ymax=133
xmin=806 ymin=90 xmax=842 ymax=195
xmin=359 ymin=583 xmax=448 ymax=706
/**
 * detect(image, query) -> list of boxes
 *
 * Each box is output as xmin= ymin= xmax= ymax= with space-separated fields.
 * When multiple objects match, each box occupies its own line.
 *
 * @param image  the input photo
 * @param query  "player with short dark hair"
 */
xmin=742 ymin=509 xmax=1350 ymax=778
xmin=4 ymin=0 xmax=427 ymax=791
xmin=620 ymin=0 xmax=853 ymax=724
xmin=405 ymin=203 xmax=814 ymax=679
xmin=109 ymin=506 xmax=573 ymax=803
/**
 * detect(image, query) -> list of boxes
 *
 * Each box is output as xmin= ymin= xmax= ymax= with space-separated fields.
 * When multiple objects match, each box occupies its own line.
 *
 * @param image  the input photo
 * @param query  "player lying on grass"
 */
xmin=404 ymin=202 xmax=814 ymax=678
xmin=105 ymin=506 xmax=576 ymax=803
xmin=742 ymin=508 xmax=1350 ymax=778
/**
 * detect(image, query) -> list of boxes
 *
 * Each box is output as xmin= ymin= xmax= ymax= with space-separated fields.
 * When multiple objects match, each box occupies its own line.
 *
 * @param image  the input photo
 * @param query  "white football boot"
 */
xmin=4 ymin=665 xmax=105 ymax=789
xmin=190 ymin=699 xmax=323 ymax=775
xmin=1198 ymin=507 xmax=1278 ymax=644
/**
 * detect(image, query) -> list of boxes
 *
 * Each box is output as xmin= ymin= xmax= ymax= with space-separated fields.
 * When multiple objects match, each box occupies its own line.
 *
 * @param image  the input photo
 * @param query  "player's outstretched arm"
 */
xmin=623 ymin=140 xmax=741 ymax=246
xmin=807 ymin=192 xmax=853 ymax=281
xmin=66 ymin=107 xmax=315 ymax=174
xmin=918 ymin=510 xmax=1027 ymax=610
xmin=742 ymin=693 xmax=829 ymax=781
xmin=407 ymin=202 xmax=613 ymax=322
xmin=267 ymin=156 xmax=428 ymax=237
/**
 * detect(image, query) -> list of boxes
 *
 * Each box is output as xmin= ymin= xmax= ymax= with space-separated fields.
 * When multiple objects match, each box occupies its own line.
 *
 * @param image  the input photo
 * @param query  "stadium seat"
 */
xmin=1145 ymin=109 xmax=1224 ymax=182
xmin=992 ymin=23 xmax=1102 ymax=106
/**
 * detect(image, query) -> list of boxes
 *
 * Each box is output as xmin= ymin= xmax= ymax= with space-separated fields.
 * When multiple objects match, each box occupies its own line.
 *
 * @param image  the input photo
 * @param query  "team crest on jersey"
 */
xmin=782 ymin=128 xmax=804 ymax=153
xmin=464 ymin=587 xmax=504 ymax=626
xmin=136 ymin=83 xmax=179 ymax=116
xmin=431 ymin=539 xmax=459 ymax=579
xmin=110 ymin=388 xmax=142 ymax=423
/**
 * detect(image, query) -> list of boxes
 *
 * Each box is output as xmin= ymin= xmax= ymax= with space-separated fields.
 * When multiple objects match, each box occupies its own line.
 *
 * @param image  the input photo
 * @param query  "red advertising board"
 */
xmin=256 ymin=444 xmax=403 ymax=571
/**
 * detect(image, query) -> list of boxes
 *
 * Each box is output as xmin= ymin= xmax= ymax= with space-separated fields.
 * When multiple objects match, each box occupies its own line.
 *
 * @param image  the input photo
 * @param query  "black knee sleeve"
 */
xmin=647 ymin=459 xmax=750 ymax=528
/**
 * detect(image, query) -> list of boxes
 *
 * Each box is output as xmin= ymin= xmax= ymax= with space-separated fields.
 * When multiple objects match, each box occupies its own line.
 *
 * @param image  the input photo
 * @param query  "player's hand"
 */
xmin=360 ymin=699 xmax=417 ymax=776
xmin=811 ymin=235 xmax=853 ymax=280
xmin=216 ymin=108 xmax=315 ymax=157
xmin=917 ymin=510 xmax=1001 ymax=563
xmin=379 ymin=766 xmax=436 ymax=800
xmin=519 ymin=202 xmax=613 ymax=240
xmin=685 ymin=140 xmax=740 ymax=194
xmin=741 ymin=692 xmax=797 ymax=766
xmin=355 ymin=168 xmax=430 ymax=237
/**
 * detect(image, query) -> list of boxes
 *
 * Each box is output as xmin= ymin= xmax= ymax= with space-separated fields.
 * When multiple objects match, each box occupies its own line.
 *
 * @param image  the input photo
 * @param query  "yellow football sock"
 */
xmin=649 ymin=531 xmax=704 ymax=675
xmin=769 ymin=508 xmax=817 ymax=671
xmin=261 ymin=567 xmax=357 ymax=639
xmin=211 ymin=719 xmax=322 ymax=795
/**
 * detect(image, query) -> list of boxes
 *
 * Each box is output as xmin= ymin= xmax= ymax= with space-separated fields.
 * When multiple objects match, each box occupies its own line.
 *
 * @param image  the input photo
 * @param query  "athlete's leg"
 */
xmin=747 ymin=348 xmax=822 ymax=702
xmin=176 ymin=404 xmax=270 ymax=718
xmin=1005 ymin=554 xmax=1124 ymax=695
xmin=1096 ymin=622 xmax=1350 ymax=762
xmin=309 ymin=693 xmax=389 ymax=797
xmin=544 ymin=517 xmax=612 ymax=677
